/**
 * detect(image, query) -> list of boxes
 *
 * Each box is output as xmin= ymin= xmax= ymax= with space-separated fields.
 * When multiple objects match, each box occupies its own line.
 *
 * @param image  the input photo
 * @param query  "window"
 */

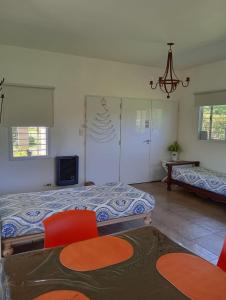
xmin=10 ymin=127 xmax=49 ymax=159
xmin=199 ymin=105 xmax=226 ymax=141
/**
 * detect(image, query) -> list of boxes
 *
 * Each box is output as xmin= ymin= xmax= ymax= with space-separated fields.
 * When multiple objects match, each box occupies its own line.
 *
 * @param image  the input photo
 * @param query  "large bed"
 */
xmin=0 ymin=182 xmax=155 ymax=257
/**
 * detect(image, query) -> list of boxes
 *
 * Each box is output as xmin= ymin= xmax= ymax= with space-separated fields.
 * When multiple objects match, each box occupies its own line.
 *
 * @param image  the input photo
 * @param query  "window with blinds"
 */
xmin=11 ymin=127 xmax=49 ymax=159
xmin=199 ymin=105 xmax=226 ymax=141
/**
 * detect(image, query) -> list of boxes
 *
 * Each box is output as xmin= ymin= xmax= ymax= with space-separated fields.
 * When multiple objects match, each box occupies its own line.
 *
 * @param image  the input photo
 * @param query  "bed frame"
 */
xmin=167 ymin=161 xmax=226 ymax=204
xmin=0 ymin=213 xmax=152 ymax=257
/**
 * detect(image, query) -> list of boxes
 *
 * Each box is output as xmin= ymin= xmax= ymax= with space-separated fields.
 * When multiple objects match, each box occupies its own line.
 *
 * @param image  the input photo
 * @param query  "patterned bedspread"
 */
xmin=0 ymin=183 xmax=155 ymax=239
xmin=172 ymin=166 xmax=226 ymax=196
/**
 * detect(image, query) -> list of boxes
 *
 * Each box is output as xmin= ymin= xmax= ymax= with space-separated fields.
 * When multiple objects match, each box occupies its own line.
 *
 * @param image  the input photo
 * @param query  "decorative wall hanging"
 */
xmin=150 ymin=43 xmax=190 ymax=98
xmin=0 ymin=78 xmax=4 ymax=123
xmin=88 ymin=98 xmax=117 ymax=143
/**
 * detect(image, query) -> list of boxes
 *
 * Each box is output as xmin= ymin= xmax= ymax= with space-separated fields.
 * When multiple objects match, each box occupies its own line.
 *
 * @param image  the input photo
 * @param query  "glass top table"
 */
xmin=1 ymin=226 xmax=193 ymax=300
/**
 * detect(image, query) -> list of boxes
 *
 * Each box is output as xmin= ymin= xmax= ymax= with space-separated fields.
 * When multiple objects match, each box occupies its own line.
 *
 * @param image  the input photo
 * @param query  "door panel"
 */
xmin=85 ymin=96 xmax=178 ymax=185
xmin=150 ymin=100 xmax=178 ymax=181
xmin=120 ymin=98 xmax=151 ymax=184
xmin=85 ymin=96 xmax=121 ymax=184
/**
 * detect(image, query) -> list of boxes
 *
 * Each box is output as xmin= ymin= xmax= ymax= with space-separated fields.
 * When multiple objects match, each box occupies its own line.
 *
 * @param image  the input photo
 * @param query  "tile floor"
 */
xmin=132 ymin=182 xmax=226 ymax=265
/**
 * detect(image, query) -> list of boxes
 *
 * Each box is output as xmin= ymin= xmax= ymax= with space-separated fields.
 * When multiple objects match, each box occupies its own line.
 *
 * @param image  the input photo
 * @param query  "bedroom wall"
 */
xmin=178 ymin=59 xmax=226 ymax=173
xmin=0 ymin=44 xmax=172 ymax=194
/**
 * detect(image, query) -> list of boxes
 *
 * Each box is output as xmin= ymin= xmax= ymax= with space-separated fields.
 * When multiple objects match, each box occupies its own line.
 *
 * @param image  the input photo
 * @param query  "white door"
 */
xmin=120 ymin=98 xmax=151 ymax=184
xmin=85 ymin=96 xmax=121 ymax=184
xmin=150 ymin=100 xmax=178 ymax=181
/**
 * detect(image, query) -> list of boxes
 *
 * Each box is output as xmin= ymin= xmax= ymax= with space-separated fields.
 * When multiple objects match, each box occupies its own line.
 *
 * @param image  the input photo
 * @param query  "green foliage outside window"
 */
xmin=200 ymin=105 xmax=226 ymax=141
xmin=12 ymin=127 xmax=48 ymax=158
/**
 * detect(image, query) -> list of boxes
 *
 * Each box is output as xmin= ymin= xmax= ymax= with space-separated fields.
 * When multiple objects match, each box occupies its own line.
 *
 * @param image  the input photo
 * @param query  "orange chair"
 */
xmin=43 ymin=210 xmax=98 ymax=248
xmin=217 ymin=237 xmax=226 ymax=272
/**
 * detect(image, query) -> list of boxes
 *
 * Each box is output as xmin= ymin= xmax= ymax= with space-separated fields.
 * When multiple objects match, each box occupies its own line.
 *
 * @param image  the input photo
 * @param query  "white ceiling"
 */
xmin=1 ymin=0 xmax=226 ymax=69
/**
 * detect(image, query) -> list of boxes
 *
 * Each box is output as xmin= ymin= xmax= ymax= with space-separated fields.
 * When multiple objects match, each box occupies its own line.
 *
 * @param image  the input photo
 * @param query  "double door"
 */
xmin=85 ymin=96 xmax=177 ymax=184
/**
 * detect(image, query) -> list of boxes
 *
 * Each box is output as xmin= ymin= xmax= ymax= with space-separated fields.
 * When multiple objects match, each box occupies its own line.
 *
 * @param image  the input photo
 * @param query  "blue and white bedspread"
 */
xmin=172 ymin=166 xmax=226 ymax=196
xmin=0 ymin=182 xmax=155 ymax=239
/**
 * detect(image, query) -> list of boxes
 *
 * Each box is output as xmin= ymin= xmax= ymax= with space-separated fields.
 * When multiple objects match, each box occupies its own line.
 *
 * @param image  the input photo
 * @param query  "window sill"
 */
xmin=9 ymin=155 xmax=52 ymax=161
xmin=198 ymin=139 xmax=226 ymax=144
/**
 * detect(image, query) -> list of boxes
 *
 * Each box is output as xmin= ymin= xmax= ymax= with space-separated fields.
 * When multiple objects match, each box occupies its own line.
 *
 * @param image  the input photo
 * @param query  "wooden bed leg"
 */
xmin=0 ymin=223 xmax=1 ymax=258
xmin=2 ymin=242 xmax=14 ymax=257
xmin=167 ymin=181 xmax=172 ymax=191
xmin=144 ymin=214 xmax=152 ymax=225
xmin=167 ymin=164 xmax=172 ymax=191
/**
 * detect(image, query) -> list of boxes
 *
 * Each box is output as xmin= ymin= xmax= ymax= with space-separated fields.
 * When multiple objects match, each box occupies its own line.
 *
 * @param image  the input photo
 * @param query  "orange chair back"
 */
xmin=43 ymin=210 xmax=98 ymax=248
xmin=217 ymin=238 xmax=226 ymax=272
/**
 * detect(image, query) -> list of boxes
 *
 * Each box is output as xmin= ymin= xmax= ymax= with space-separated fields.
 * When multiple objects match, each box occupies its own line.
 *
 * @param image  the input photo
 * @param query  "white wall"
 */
xmin=178 ymin=60 xmax=226 ymax=173
xmin=0 ymin=45 xmax=169 ymax=194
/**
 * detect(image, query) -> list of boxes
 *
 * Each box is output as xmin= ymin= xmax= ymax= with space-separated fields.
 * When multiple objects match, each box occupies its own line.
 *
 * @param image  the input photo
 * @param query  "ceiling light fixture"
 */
xmin=0 ymin=78 xmax=4 ymax=124
xmin=150 ymin=43 xmax=190 ymax=98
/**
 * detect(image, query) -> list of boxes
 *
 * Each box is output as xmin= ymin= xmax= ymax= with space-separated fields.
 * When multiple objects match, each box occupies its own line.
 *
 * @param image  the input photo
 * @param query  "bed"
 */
xmin=0 ymin=182 xmax=155 ymax=257
xmin=167 ymin=161 xmax=226 ymax=203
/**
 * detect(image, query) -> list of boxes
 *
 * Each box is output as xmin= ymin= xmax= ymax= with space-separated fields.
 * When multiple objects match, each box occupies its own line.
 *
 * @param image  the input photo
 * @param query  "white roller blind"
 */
xmin=2 ymin=84 xmax=54 ymax=127
xmin=194 ymin=90 xmax=226 ymax=107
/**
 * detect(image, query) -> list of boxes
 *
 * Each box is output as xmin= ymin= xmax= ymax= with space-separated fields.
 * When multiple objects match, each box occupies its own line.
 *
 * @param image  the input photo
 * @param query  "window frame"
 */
xmin=198 ymin=105 xmax=226 ymax=143
xmin=8 ymin=126 xmax=50 ymax=161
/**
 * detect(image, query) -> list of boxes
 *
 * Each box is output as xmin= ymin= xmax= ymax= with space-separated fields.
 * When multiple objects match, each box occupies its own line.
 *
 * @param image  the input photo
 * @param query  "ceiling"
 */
xmin=1 ymin=0 xmax=226 ymax=69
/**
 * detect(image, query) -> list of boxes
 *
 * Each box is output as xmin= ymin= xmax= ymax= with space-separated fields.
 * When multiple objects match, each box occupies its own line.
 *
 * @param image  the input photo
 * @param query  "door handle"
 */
xmin=143 ymin=139 xmax=150 ymax=144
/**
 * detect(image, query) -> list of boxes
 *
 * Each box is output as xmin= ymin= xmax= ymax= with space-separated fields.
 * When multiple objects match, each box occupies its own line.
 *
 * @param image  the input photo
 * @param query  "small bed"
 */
xmin=167 ymin=161 xmax=226 ymax=203
xmin=0 ymin=182 xmax=155 ymax=257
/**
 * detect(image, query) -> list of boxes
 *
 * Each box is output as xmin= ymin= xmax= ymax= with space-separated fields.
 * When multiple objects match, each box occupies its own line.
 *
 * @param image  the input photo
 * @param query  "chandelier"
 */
xmin=0 ymin=78 xmax=4 ymax=123
xmin=150 ymin=43 xmax=190 ymax=98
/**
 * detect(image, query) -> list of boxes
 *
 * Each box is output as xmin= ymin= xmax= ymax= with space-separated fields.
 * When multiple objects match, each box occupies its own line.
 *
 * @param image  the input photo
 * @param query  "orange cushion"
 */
xmin=33 ymin=290 xmax=89 ymax=300
xmin=156 ymin=253 xmax=226 ymax=300
xmin=60 ymin=235 xmax=134 ymax=271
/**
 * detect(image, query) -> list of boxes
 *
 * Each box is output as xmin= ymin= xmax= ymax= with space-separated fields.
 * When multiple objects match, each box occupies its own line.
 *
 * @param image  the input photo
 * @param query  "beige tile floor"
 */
xmin=132 ymin=182 xmax=226 ymax=265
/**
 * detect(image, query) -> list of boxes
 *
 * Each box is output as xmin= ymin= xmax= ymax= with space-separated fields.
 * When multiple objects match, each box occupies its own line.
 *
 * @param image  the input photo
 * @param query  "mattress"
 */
xmin=0 ymin=182 xmax=155 ymax=239
xmin=172 ymin=166 xmax=226 ymax=196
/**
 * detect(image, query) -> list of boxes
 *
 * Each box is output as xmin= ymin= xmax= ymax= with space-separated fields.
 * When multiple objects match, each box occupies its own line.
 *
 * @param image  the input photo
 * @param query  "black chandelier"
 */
xmin=0 ymin=78 xmax=4 ymax=123
xmin=150 ymin=43 xmax=190 ymax=98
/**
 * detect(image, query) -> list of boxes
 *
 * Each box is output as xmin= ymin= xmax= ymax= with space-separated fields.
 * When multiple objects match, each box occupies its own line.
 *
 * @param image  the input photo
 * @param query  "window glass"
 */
xmin=199 ymin=105 xmax=226 ymax=141
xmin=11 ymin=127 xmax=48 ymax=158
